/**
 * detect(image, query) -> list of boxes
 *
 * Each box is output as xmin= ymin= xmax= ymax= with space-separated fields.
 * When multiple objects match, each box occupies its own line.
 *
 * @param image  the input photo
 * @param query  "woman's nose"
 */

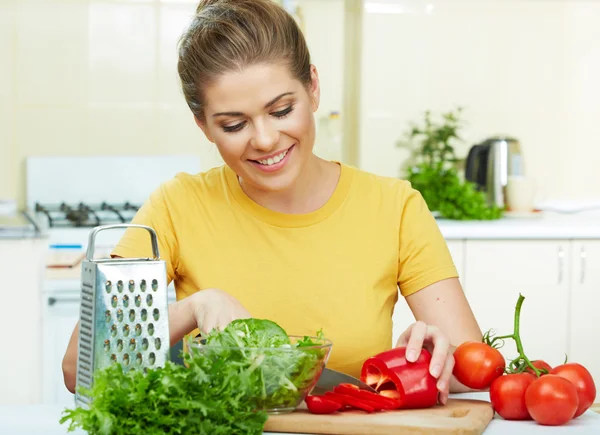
xmin=250 ymin=118 xmax=279 ymax=151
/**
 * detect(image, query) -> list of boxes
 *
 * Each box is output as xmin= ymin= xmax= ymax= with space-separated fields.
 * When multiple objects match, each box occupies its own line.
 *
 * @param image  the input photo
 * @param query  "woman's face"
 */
xmin=196 ymin=62 xmax=320 ymax=194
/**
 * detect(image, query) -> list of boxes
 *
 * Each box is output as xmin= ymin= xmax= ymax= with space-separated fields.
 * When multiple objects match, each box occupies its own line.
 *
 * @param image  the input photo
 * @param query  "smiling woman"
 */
xmin=61 ymin=0 xmax=484 ymax=406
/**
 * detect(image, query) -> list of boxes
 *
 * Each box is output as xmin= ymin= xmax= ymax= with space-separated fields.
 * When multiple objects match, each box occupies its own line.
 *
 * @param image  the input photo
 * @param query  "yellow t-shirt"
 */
xmin=112 ymin=163 xmax=457 ymax=377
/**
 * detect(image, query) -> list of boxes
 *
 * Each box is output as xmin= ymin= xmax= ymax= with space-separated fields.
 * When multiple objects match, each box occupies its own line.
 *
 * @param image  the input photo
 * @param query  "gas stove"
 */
xmin=25 ymin=155 xmax=202 ymax=255
xmin=33 ymin=202 xmax=141 ymax=229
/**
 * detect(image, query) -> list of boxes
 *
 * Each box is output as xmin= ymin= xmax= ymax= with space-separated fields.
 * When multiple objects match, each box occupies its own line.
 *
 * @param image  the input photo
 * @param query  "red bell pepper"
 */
xmin=360 ymin=346 xmax=438 ymax=409
xmin=305 ymin=395 xmax=343 ymax=414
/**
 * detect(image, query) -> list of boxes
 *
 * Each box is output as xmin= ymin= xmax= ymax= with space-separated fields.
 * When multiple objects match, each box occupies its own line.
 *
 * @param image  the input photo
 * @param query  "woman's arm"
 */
xmin=405 ymin=277 xmax=483 ymax=393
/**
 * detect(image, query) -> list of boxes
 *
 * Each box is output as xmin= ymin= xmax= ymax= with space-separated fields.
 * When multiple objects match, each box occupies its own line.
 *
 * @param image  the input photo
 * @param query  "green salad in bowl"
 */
xmin=60 ymin=318 xmax=331 ymax=435
xmin=194 ymin=318 xmax=332 ymax=414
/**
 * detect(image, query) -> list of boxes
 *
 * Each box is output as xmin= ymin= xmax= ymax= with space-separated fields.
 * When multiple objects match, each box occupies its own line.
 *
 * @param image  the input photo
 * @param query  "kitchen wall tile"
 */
xmin=86 ymin=105 xmax=158 ymax=153
xmin=564 ymin=1 xmax=600 ymax=199
xmin=158 ymin=3 xmax=195 ymax=104
xmin=156 ymin=106 xmax=223 ymax=171
xmin=0 ymin=3 xmax=15 ymax=108
xmin=0 ymin=108 xmax=16 ymax=200
xmin=13 ymin=107 xmax=87 ymax=201
xmin=15 ymin=1 xmax=88 ymax=107
xmin=88 ymin=1 xmax=157 ymax=104
xmin=302 ymin=0 xmax=345 ymax=118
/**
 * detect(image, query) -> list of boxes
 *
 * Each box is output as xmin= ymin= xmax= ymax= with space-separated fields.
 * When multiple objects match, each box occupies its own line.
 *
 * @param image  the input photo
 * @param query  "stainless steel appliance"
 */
xmin=465 ymin=137 xmax=524 ymax=208
xmin=75 ymin=224 xmax=170 ymax=407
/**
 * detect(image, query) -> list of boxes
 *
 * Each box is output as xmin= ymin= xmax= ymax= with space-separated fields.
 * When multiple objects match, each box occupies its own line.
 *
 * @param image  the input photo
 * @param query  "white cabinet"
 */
xmin=42 ymin=291 xmax=80 ymax=407
xmin=392 ymin=240 xmax=465 ymax=345
xmin=569 ymin=240 xmax=600 ymax=386
xmin=0 ymin=238 xmax=46 ymax=405
xmin=463 ymin=240 xmax=570 ymax=366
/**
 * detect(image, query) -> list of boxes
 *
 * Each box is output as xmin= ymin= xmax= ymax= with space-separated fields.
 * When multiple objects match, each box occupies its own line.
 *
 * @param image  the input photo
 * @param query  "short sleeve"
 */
xmin=111 ymin=183 xmax=178 ymax=283
xmin=397 ymin=185 xmax=458 ymax=297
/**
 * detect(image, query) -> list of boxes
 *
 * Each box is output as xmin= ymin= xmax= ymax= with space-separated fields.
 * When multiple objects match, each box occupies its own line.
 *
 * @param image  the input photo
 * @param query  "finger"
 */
xmin=395 ymin=323 xmax=415 ymax=348
xmin=215 ymin=313 xmax=235 ymax=332
xmin=437 ymin=355 xmax=455 ymax=405
xmin=199 ymin=311 xmax=218 ymax=335
xmin=428 ymin=330 xmax=450 ymax=378
xmin=405 ymin=321 xmax=428 ymax=362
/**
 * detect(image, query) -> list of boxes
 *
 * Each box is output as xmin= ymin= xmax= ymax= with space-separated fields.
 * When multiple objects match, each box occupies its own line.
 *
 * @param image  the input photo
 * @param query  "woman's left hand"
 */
xmin=395 ymin=321 xmax=455 ymax=405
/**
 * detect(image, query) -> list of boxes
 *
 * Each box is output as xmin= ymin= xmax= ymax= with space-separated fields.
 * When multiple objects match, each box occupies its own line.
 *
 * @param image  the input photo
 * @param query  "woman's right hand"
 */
xmin=188 ymin=288 xmax=251 ymax=335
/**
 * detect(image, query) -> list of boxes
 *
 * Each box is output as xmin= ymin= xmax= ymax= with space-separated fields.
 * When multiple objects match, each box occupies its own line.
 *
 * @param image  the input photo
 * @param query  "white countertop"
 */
xmin=2 ymin=393 xmax=600 ymax=434
xmin=437 ymin=211 xmax=600 ymax=240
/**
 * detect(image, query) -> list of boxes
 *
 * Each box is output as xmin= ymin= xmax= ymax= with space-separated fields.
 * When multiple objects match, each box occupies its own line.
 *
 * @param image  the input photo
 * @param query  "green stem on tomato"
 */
xmin=484 ymin=294 xmax=541 ymax=377
xmin=511 ymin=294 xmax=541 ymax=377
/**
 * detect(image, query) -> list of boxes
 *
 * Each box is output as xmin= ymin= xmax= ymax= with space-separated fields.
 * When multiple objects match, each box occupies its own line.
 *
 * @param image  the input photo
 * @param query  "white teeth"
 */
xmin=257 ymin=149 xmax=288 ymax=166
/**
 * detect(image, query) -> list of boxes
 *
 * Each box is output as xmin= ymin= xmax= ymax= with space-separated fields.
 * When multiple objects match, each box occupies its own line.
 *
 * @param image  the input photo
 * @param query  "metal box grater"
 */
xmin=75 ymin=224 xmax=171 ymax=407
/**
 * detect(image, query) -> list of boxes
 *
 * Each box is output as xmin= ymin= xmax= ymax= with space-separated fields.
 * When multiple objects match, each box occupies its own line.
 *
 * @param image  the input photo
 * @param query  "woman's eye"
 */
xmin=272 ymin=106 xmax=293 ymax=118
xmin=223 ymin=122 xmax=245 ymax=133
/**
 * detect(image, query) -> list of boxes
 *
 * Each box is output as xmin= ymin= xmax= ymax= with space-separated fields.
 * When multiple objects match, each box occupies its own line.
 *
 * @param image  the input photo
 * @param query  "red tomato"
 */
xmin=550 ymin=363 xmax=596 ymax=417
xmin=452 ymin=342 xmax=506 ymax=389
xmin=525 ymin=360 xmax=552 ymax=376
xmin=525 ymin=374 xmax=579 ymax=425
xmin=489 ymin=373 xmax=536 ymax=420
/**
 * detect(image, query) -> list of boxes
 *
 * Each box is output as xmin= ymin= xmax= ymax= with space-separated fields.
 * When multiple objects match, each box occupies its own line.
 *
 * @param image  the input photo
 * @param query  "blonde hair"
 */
xmin=177 ymin=0 xmax=312 ymax=120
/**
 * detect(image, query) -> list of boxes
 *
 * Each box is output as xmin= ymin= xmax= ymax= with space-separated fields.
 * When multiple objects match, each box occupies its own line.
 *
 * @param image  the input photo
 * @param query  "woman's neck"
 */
xmin=239 ymin=156 xmax=340 ymax=214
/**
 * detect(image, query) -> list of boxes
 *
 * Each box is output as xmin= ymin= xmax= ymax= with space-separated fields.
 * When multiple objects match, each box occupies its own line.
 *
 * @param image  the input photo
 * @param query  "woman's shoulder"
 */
xmin=154 ymin=164 xmax=230 ymax=201
xmin=342 ymin=163 xmax=416 ymax=200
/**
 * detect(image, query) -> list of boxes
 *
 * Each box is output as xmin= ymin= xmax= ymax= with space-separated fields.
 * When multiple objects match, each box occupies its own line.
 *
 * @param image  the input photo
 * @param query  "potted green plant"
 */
xmin=399 ymin=107 xmax=503 ymax=220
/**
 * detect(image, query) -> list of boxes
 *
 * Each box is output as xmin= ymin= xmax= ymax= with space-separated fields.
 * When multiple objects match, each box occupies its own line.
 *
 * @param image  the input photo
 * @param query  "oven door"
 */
xmin=42 ymin=289 xmax=80 ymax=406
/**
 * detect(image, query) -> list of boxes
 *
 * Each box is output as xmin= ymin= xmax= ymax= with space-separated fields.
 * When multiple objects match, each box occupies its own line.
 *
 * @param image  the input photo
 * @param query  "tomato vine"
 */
xmin=481 ymin=294 xmax=546 ymax=377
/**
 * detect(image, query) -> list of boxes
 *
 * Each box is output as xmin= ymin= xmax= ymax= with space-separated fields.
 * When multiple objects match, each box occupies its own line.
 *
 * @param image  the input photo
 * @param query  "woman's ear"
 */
xmin=308 ymin=64 xmax=321 ymax=112
xmin=194 ymin=115 xmax=214 ymax=143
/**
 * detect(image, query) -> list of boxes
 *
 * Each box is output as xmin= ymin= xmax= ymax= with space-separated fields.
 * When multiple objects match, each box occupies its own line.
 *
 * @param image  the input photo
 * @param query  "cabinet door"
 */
xmin=569 ymin=240 xmax=600 ymax=386
xmin=463 ymin=240 xmax=570 ymax=366
xmin=391 ymin=240 xmax=465 ymax=345
xmin=42 ymin=293 xmax=80 ymax=406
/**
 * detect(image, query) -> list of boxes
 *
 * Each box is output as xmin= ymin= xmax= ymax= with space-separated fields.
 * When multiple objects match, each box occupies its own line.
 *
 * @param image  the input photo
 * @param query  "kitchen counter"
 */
xmin=437 ymin=211 xmax=600 ymax=240
xmin=2 ymin=392 xmax=600 ymax=434
xmin=0 ymin=212 xmax=46 ymax=239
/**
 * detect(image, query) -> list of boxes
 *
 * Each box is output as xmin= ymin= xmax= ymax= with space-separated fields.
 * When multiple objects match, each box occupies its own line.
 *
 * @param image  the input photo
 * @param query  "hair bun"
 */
xmin=196 ymin=0 xmax=224 ymax=12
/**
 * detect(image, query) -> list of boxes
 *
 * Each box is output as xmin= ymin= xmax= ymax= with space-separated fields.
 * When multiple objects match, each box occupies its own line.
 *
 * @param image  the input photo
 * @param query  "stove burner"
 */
xmin=34 ymin=202 xmax=140 ymax=228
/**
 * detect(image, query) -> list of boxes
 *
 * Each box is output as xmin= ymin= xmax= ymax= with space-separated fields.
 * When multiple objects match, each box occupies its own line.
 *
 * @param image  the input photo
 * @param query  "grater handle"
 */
xmin=86 ymin=224 xmax=160 ymax=260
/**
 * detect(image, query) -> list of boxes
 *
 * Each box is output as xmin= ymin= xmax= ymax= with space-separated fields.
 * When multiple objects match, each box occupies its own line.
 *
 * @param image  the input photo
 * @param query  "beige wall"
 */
xmin=2 ymin=0 xmax=599 ymax=208
xmin=359 ymin=0 xmax=600 ymax=202
xmin=0 ymin=0 xmax=345 ymax=207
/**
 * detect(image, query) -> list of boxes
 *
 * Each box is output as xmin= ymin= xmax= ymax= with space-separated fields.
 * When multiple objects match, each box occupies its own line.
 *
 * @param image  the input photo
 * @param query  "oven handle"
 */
xmin=48 ymin=296 xmax=80 ymax=306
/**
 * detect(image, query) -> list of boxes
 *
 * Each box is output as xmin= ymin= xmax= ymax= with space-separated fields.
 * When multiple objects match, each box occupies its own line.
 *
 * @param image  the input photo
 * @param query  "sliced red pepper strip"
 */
xmin=324 ymin=391 xmax=378 ymax=412
xmin=333 ymin=383 xmax=402 ymax=410
xmin=305 ymin=395 xmax=343 ymax=414
xmin=360 ymin=346 xmax=438 ymax=409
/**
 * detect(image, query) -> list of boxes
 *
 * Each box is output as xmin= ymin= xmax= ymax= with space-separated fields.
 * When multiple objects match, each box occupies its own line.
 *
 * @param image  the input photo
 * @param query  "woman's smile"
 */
xmin=249 ymin=144 xmax=295 ymax=173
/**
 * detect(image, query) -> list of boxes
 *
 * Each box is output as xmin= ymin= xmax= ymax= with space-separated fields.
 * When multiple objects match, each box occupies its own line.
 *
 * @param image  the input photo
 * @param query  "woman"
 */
xmin=62 ymin=0 xmax=483 ymax=404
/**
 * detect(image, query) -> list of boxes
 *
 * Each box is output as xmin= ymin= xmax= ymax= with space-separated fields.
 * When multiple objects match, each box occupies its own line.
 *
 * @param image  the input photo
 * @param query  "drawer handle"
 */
xmin=48 ymin=297 xmax=80 ymax=306
xmin=558 ymin=246 xmax=565 ymax=284
xmin=580 ymin=246 xmax=587 ymax=284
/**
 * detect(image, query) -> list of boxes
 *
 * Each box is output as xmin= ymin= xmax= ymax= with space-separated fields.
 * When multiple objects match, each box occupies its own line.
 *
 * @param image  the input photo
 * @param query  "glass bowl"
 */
xmin=189 ymin=335 xmax=332 ymax=414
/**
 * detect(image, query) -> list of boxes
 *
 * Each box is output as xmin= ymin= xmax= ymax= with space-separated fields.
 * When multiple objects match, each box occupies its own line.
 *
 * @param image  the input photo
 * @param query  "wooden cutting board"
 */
xmin=264 ymin=398 xmax=494 ymax=435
